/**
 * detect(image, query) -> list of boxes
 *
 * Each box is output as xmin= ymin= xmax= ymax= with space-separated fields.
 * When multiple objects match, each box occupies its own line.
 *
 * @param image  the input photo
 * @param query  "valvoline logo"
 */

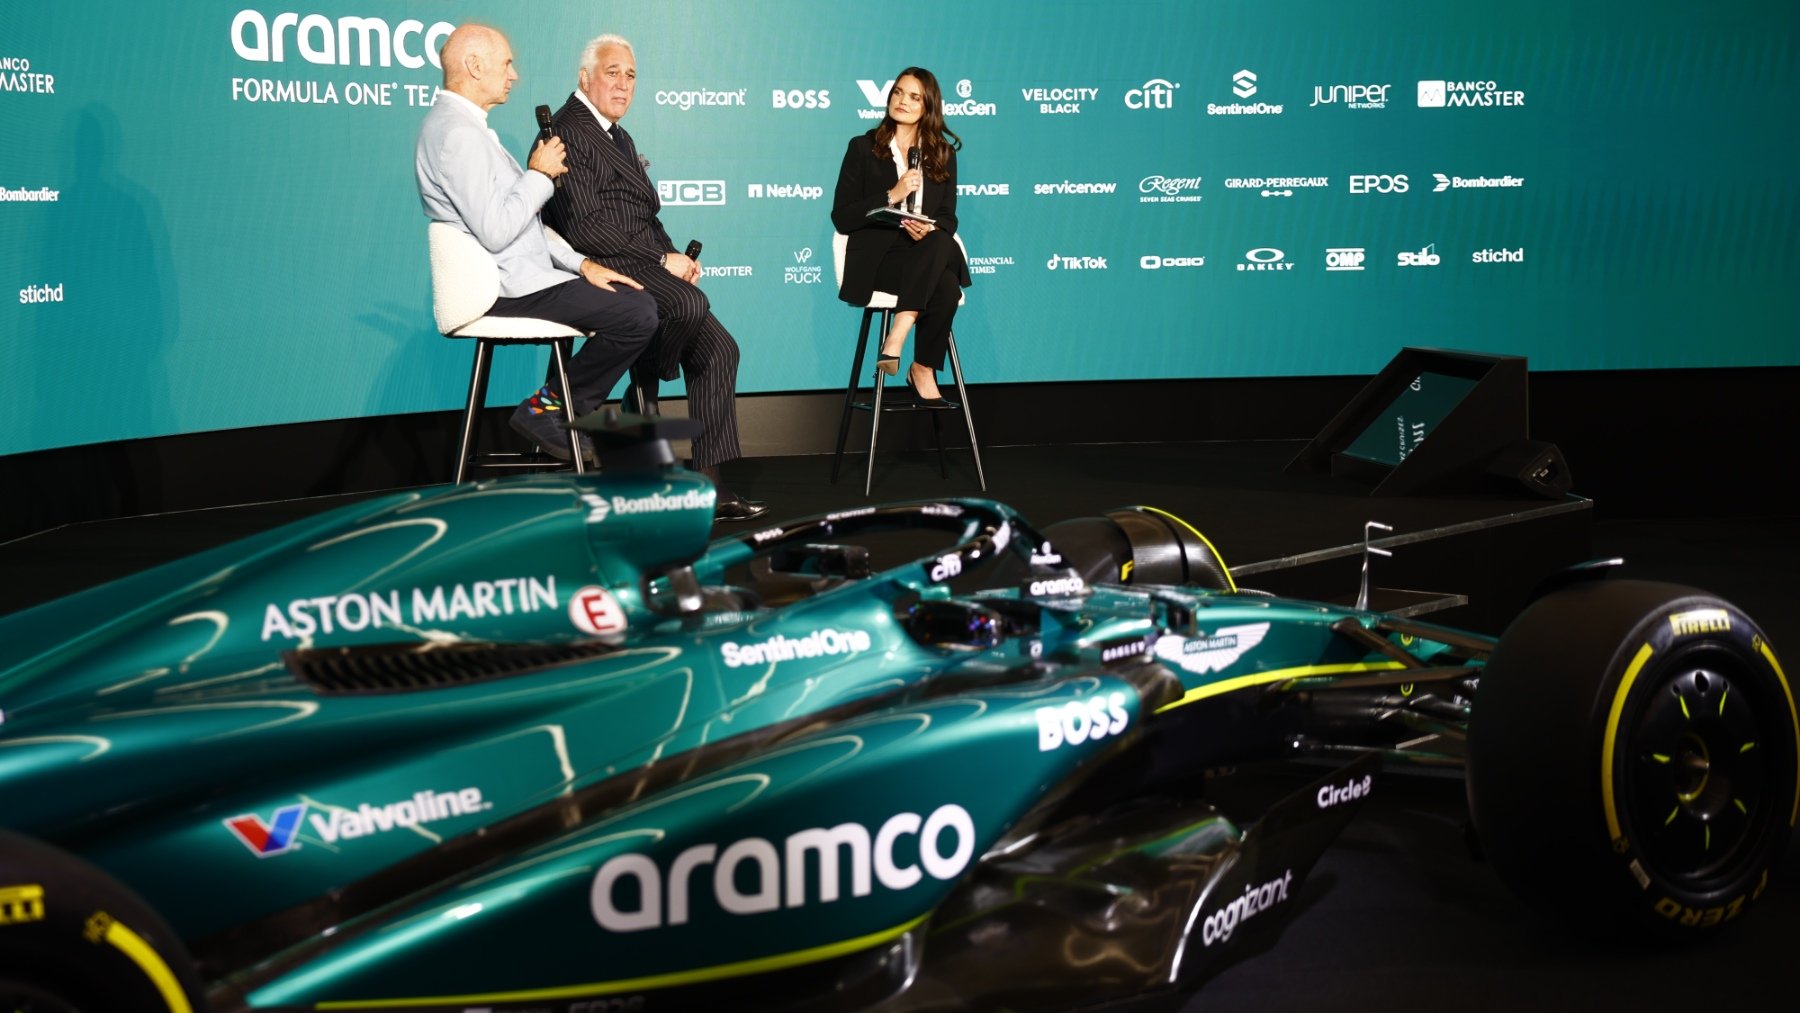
xmin=224 ymin=803 xmax=307 ymax=857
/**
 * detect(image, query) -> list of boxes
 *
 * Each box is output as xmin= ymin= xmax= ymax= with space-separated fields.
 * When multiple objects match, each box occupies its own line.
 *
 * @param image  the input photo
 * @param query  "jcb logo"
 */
xmin=657 ymin=180 xmax=726 ymax=206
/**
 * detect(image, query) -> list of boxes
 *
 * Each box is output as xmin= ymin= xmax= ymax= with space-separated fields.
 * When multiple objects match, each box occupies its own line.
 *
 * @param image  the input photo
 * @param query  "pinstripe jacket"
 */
xmin=541 ymin=94 xmax=675 ymax=270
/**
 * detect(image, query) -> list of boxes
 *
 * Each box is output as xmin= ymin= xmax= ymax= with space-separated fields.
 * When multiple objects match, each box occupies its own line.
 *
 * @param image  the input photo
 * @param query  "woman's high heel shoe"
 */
xmin=875 ymin=354 xmax=900 ymax=377
xmin=907 ymin=372 xmax=949 ymax=406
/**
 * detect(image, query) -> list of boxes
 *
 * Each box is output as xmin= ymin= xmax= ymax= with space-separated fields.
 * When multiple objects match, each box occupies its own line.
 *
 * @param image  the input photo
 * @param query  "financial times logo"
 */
xmin=658 ymin=180 xmax=726 ymax=206
xmin=230 ymin=11 xmax=454 ymax=69
xmin=1124 ymin=78 xmax=1179 ymax=110
xmin=1325 ymin=248 xmax=1365 ymax=271
xmin=1232 ymin=70 xmax=1257 ymax=98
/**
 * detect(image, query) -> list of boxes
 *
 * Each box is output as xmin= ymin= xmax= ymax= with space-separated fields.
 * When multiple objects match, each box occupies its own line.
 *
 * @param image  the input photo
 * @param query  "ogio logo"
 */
xmin=591 ymin=803 xmax=976 ymax=931
xmin=1669 ymin=609 xmax=1731 ymax=637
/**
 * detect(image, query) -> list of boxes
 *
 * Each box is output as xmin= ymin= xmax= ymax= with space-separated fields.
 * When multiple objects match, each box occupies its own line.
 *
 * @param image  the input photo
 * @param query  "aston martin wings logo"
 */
xmin=1154 ymin=623 xmax=1270 ymax=675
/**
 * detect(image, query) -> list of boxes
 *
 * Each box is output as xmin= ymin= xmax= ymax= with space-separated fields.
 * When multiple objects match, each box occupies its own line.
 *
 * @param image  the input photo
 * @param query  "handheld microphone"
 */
xmin=684 ymin=240 xmax=703 ymax=260
xmin=906 ymin=146 xmax=921 ymax=214
xmin=534 ymin=104 xmax=561 ymax=188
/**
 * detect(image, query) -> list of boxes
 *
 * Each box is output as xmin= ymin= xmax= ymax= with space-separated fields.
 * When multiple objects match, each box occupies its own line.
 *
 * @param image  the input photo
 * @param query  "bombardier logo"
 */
xmin=720 ymin=628 xmax=872 ymax=668
xmin=591 ymin=803 xmax=976 ymax=931
xmin=583 ymin=489 xmax=715 ymax=520
xmin=1432 ymin=173 xmax=1525 ymax=192
xmin=1153 ymin=624 xmax=1270 ymax=675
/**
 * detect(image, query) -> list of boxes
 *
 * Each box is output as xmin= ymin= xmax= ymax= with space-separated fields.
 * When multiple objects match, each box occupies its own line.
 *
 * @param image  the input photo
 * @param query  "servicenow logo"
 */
xmin=591 ymin=803 xmax=976 ymax=931
xmin=230 ymin=11 xmax=453 ymax=69
xmin=1034 ymin=180 xmax=1117 ymax=195
xmin=720 ymin=628 xmax=872 ymax=668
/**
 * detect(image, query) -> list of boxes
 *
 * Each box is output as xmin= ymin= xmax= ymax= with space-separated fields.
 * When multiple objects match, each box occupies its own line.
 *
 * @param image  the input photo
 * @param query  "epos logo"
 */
xmin=1125 ymin=78 xmax=1179 ymax=109
xmin=1397 ymin=244 xmax=1441 ymax=267
xmin=1349 ymin=174 xmax=1408 ymax=194
xmin=658 ymin=180 xmax=726 ymax=206
xmin=772 ymin=88 xmax=829 ymax=109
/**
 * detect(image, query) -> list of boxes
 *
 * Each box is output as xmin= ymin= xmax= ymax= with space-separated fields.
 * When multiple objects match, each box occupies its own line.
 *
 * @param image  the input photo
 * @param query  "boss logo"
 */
xmin=1036 ymin=691 xmax=1130 ymax=751
xmin=772 ymin=88 xmax=830 ymax=109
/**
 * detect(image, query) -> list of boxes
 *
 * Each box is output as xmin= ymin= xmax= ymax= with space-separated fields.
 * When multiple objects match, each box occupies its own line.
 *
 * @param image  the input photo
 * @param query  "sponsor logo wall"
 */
xmin=1 ymin=1 xmax=1794 ymax=455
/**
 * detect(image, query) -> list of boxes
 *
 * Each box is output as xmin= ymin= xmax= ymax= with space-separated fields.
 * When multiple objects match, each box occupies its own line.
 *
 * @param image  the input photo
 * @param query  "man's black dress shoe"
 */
xmin=714 ymin=497 xmax=770 ymax=522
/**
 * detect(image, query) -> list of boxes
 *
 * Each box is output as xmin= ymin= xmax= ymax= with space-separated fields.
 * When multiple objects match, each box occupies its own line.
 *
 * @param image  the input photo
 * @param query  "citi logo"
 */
xmin=1125 ymin=78 xmax=1179 ymax=110
xmin=657 ymin=180 xmax=726 ymax=206
xmin=223 ymin=803 xmax=307 ymax=857
xmin=772 ymin=88 xmax=830 ymax=109
xmin=590 ymin=803 xmax=977 ymax=931
xmin=1397 ymin=244 xmax=1441 ymax=267
xmin=1472 ymin=247 xmax=1525 ymax=263
xmin=1232 ymin=69 xmax=1257 ymax=98
xmin=230 ymin=11 xmax=453 ymax=69
xmin=1348 ymin=174 xmax=1408 ymax=194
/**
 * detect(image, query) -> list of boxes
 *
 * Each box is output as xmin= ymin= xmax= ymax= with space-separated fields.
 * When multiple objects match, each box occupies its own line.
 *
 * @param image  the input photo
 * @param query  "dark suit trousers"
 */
xmin=488 ymin=279 xmax=657 ymax=412
xmin=628 ymin=264 xmax=743 ymax=470
xmin=871 ymin=230 xmax=961 ymax=370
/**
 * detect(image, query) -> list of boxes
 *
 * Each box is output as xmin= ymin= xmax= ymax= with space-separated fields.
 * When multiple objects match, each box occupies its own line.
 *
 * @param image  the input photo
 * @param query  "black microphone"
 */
xmin=684 ymin=240 xmax=703 ymax=260
xmin=906 ymin=146 xmax=920 ymax=214
xmin=534 ymin=104 xmax=561 ymax=189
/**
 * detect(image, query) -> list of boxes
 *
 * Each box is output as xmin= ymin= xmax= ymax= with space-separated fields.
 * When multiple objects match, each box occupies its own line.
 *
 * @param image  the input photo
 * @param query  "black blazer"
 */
xmin=541 ymin=94 xmax=673 ymax=270
xmin=829 ymin=130 xmax=971 ymax=306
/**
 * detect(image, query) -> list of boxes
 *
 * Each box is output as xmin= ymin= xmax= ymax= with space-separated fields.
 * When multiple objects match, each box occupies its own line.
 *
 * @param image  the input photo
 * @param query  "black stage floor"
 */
xmin=2 ymin=440 xmax=1796 ymax=1011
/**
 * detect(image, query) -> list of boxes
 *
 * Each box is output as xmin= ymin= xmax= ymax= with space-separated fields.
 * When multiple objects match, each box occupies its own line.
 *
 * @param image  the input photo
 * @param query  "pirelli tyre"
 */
xmin=1467 ymin=580 xmax=1799 ymax=935
xmin=0 ymin=830 xmax=205 ymax=1013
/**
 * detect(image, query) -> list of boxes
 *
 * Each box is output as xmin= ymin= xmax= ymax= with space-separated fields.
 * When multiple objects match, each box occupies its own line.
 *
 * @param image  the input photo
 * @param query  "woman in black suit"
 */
xmin=830 ymin=67 xmax=972 ymax=402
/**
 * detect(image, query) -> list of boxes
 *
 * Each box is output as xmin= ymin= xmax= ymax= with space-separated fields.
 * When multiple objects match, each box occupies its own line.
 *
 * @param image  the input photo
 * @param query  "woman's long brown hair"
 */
xmin=870 ymin=67 xmax=963 ymax=183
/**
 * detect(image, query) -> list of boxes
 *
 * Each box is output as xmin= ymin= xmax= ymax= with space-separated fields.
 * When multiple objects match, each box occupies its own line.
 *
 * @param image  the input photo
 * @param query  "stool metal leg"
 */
xmin=865 ymin=309 xmax=891 ymax=496
xmin=832 ymin=308 xmax=877 ymax=484
xmin=550 ymin=338 xmax=586 ymax=475
xmin=454 ymin=339 xmax=494 ymax=484
xmin=946 ymin=333 xmax=986 ymax=491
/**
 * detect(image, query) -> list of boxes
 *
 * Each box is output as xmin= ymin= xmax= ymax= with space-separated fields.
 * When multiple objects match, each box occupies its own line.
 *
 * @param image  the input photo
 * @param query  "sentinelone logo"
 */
xmin=1 ymin=186 xmax=59 ymax=202
xmin=1209 ymin=70 xmax=1281 ymax=115
xmin=655 ymin=88 xmax=746 ymax=110
xmin=1139 ymin=175 xmax=1202 ymax=203
xmin=1023 ymin=86 xmax=1098 ymax=114
xmin=1417 ymin=80 xmax=1525 ymax=107
xmin=0 ymin=56 xmax=54 ymax=94
xmin=659 ymin=180 xmax=726 ymax=206
xmin=1431 ymin=173 xmax=1524 ymax=192
xmin=229 ymin=11 xmax=456 ymax=106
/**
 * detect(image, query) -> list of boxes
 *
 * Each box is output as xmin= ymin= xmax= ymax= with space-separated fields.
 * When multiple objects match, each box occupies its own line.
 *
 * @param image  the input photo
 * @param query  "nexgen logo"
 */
xmin=591 ymin=803 xmax=976 ymax=931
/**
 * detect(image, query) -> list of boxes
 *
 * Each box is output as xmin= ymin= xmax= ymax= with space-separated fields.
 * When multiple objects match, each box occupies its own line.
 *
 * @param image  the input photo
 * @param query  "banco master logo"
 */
xmin=230 ymin=11 xmax=453 ymax=69
xmin=1125 ymin=78 xmax=1179 ymax=110
xmin=654 ymin=88 xmax=746 ymax=110
xmin=0 ymin=57 xmax=54 ymax=95
xmin=720 ymin=628 xmax=872 ymax=668
xmin=1418 ymin=79 xmax=1525 ymax=107
xmin=590 ymin=803 xmax=976 ymax=931
xmin=658 ymin=180 xmax=726 ymax=206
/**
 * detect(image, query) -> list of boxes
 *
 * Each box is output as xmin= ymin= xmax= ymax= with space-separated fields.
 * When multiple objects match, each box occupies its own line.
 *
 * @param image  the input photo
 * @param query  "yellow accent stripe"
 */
xmin=1154 ymin=660 xmax=1408 ymax=714
xmin=102 ymin=919 xmax=193 ymax=1013
xmin=1602 ymin=643 xmax=1656 ymax=843
xmin=315 ymin=914 xmax=930 ymax=1009
xmin=1756 ymin=639 xmax=1800 ymax=826
xmin=1138 ymin=505 xmax=1238 ymax=593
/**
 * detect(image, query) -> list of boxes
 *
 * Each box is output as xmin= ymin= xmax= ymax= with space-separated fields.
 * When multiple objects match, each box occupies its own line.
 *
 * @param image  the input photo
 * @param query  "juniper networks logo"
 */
xmin=0 ymin=56 xmax=54 ymax=95
xmin=1310 ymin=83 xmax=1390 ymax=109
xmin=1209 ymin=70 xmax=1282 ymax=115
xmin=1417 ymin=79 xmax=1525 ymax=108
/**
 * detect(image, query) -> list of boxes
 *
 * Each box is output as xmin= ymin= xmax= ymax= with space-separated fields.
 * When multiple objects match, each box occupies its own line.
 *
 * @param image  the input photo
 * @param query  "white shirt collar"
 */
xmin=573 ymin=90 xmax=616 ymax=133
xmin=438 ymin=88 xmax=488 ymax=124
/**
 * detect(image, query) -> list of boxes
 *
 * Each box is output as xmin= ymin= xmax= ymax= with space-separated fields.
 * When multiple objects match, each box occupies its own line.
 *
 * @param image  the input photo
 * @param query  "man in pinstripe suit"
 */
xmin=542 ymin=34 xmax=766 ymax=521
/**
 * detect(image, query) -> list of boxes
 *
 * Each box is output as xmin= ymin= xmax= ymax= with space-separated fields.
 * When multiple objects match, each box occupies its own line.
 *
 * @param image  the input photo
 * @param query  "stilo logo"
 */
xmin=1232 ymin=69 xmax=1257 ymax=98
xmin=224 ymin=803 xmax=308 ymax=857
xmin=1397 ymin=244 xmax=1441 ymax=267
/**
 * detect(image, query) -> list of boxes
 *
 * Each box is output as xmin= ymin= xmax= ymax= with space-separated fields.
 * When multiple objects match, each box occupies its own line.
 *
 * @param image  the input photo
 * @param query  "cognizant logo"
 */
xmin=1201 ymin=869 xmax=1294 ymax=945
xmin=230 ymin=11 xmax=454 ymax=69
xmin=591 ymin=803 xmax=977 ymax=931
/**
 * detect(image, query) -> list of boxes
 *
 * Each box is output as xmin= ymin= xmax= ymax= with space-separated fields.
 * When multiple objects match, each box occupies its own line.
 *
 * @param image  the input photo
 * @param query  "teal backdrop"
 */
xmin=2 ymin=1 xmax=1795 ymax=456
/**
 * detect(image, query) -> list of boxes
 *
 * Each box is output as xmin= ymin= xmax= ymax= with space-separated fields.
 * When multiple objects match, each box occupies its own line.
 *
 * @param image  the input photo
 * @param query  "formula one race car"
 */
xmin=1 ymin=417 xmax=1794 ymax=1013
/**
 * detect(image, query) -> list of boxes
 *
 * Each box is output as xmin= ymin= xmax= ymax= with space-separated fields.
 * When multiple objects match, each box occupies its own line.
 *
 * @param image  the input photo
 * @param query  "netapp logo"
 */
xmin=1325 ymin=248 xmax=1365 ymax=271
xmin=1023 ymin=85 xmax=1098 ymax=114
xmin=1 ymin=186 xmax=59 ymax=202
xmin=1397 ymin=244 xmax=1441 ymax=267
xmin=1139 ymin=175 xmax=1203 ymax=204
xmin=1034 ymin=180 xmax=1117 ymax=196
xmin=658 ymin=180 xmax=726 ymax=206
xmin=1471 ymin=247 xmax=1525 ymax=263
xmin=746 ymin=183 xmax=823 ymax=200
xmin=1124 ymin=78 xmax=1179 ymax=110
xmin=1348 ymin=174 xmax=1408 ymax=194
xmin=230 ymin=11 xmax=453 ymax=69
xmin=1046 ymin=255 xmax=1107 ymax=271
xmin=967 ymin=255 xmax=1013 ymax=276
xmin=1140 ymin=255 xmax=1205 ymax=270
xmin=771 ymin=88 xmax=830 ymax=109
xmin=1237 ymin=248 xmax=1292 ymax=272
xmin=0 ymin=56 xmax=54 ymax=94
xmin=655 ymin=88 xmax=746 ymax=110
xmin=1311 ymin=83 xmax=1390 ymax=109
xmin=1431 ymin=173 xmax=1524 ymax=192
xmin=1418 ymin=79 xmax=1525 ymax=108
xmin=19 ymin=283 xmax=64 ymax=304
xmin=957 ymin=182 xmax=1010 ymax=197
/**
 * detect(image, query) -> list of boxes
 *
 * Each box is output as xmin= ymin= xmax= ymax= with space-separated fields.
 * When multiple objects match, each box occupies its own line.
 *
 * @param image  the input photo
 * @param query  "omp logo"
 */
xmin=1140 ymin=255 xmax=1205 ymax=270
xmin=653 ymin=88 xmax=746 ymax=110
xmin=1326 ymin=248 xmax=1365 ymax=271
xmin=772 ymin=88 xmax=830 ymax=109
xmin=1037 ymin=691 xmax=1130 ymax=751
xmin=746 ymin=183 xmax=824 ymax=200
xmin=0 ymin=885 xmax=45 ymax=926
xmin=720 ymin=628 xmax=872 ymax=668
xmin=658 ymin=180 xmax=726 ymax=206
xmin=1397 ymin=244 xmax=1441 ymax=267
xmin=1349 ymin=174 xmax=1408 ymax=194
xmin=230 ymin=11 xmax=453 ymax=69
xmin=1153 ymin=624 xmax=1270 ymax=675
xmin=591 ymin=803 xmax=976 ymax=931
xmin=958 ymin=182 xmax=1010 ymax=197
xmin=1669 ymin=609 xmax=1732 ymax=637
xmin=1471 ymin=247 xmax=1524 ymax=263
xmin=1201 ymin=869 xmax=1294 ymax=945
xmin=224 ymin=803 xmax=308 ymax=857
xmin=1236 ymin=248 xmax=1292 ymax=272
xmin=1232 ymin=69 xmax=1257 ymax=98
xmin=1124 ymin=78 xmax=1179 ymax=109
xmin=1317 ymin=773 xmax=1373 ymax=809
xmin=308 ymin=788 xmax=492 ymax=844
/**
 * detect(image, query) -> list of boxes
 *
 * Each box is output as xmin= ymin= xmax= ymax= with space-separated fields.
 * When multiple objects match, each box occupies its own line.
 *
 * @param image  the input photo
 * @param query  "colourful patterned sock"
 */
xmin=525 ymin=385 xmax=563 ymax=416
